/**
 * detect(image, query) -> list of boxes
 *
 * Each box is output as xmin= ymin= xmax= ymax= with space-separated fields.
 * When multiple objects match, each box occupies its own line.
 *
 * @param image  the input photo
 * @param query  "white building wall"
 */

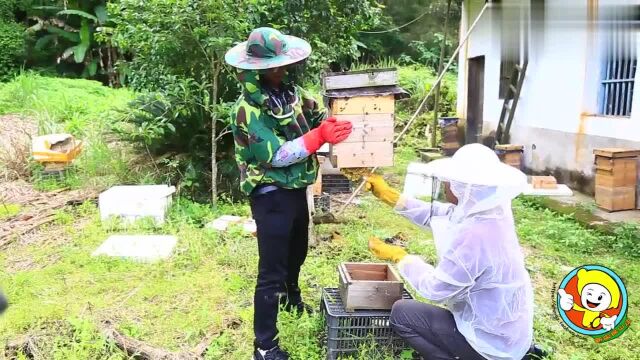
xmin=457 ymin=0 xmax=640 ymax=188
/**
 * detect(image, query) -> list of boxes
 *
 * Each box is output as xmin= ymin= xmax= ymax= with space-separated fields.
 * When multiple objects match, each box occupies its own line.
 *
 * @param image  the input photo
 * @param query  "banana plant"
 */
xmin=27 ymin=2 xmax=116 ymax=81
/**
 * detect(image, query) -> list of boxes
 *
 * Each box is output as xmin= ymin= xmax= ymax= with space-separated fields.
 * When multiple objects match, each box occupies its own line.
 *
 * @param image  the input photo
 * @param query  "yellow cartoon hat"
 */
xmin=577 ymin=268 xmax=621 ymax=308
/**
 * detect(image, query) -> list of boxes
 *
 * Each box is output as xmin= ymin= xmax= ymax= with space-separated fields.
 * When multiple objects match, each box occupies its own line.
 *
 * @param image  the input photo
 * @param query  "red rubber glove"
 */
xmin=302 ymin=117 xmax=353 ymax=153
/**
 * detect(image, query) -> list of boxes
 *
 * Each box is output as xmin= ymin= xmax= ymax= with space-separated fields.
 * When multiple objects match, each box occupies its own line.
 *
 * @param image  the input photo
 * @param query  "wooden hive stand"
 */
xmin=323 ymin=69 xmax=409 ymax=169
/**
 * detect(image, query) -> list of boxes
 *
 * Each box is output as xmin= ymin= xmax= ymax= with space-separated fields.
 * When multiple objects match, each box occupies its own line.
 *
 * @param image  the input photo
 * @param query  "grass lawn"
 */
xmin=0 ymin=76 xmax=638 ymax=359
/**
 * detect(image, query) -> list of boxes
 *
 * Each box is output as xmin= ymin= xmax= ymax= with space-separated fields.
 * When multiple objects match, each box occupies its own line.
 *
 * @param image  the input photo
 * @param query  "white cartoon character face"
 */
xmin=581 ymin=283 xmax=612 ymax=312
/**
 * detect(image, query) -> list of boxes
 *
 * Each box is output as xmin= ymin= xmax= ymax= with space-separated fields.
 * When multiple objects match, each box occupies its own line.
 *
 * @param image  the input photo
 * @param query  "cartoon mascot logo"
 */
xmin=556 ymin=265 xmax=631 ymax=343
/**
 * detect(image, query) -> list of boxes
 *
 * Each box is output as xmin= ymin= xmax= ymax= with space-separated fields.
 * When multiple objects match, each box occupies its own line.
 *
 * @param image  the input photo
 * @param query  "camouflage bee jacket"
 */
xmin=230 ymin=70 xmax=327 ymax=195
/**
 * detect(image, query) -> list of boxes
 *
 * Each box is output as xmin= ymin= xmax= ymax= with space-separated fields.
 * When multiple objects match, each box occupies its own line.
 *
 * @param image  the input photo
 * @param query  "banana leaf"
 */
xmin=47 ymin=27 xmax=80 ymax=42
xmin=94 ymin=5 xmax=108 ymax=24
xmin=57 ymin=9 xmax=98 ymax=22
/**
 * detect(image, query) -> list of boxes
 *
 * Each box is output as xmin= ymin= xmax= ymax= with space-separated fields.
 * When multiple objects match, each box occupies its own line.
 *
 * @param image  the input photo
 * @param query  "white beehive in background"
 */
xmin=99 ymin=185 xmax=176 ymax=225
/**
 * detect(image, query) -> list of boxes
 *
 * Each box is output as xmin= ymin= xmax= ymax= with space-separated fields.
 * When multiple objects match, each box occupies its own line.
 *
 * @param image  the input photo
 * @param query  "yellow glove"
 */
xmin=368 ymin=237 xmax=407 ymax=263
xmin=365 ymin=175 xmax=400 ymax=207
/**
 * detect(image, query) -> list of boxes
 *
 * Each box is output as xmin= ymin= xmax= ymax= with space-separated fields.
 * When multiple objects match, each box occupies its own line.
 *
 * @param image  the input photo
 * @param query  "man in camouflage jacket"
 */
xmin=225 ymin=27 xmax=352 ymax=360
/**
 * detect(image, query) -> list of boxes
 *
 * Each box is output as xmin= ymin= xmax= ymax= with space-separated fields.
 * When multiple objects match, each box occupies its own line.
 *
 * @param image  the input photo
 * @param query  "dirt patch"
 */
xmin=3 ymin=217 xmax=92 ymax=273
xmin=0 ymin=180 xmax=41 ymax=205
xmin=0 ymin=115 xmax=38 ymax=181
xmin=0 ymin=188 xmax=99 ymax=249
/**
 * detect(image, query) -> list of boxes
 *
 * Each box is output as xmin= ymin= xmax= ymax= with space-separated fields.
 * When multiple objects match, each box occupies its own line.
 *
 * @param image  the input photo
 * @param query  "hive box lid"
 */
xmin=324 ymin=85 xmax=410 ymax=100
xmin=100 ymin=185 xmax=176 ymax=200
xmin=92 ymin=235 xmax=178 ymax=262
xmin=323 ymin=68 xmax=398 ymax=90
xmin=594 ymin=148 xmax=640 ymax=158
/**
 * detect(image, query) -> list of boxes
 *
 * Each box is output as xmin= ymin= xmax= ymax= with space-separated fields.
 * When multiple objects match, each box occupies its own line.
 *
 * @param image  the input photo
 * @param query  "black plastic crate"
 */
xmin=322 ymin=174 xmax=352 ymax=194
xmin=321 ymin=288 xmax=413 ymax=360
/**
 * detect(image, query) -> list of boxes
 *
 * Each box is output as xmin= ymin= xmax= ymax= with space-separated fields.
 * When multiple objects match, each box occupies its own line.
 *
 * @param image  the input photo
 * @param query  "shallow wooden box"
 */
xmin=532 ymin=176 xmax=558 ymax=189
xmin=338 ymin=262 xmax=404 ymax=312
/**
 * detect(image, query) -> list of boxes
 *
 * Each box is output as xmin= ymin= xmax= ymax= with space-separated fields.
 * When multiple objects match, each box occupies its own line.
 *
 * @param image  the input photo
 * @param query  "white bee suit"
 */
xmin=394 ymin=144 xmax=534 ymax=360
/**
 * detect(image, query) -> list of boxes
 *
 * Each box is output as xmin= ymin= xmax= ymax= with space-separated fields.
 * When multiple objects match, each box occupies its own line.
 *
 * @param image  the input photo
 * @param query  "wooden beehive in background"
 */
xmin=495 ymin=144 xmax=524 ymax=170
xmin=338 ymin=262 xmax=404 ymax=312
xmin=323 ymin=69 xmax=409 ymax=169
xmin=439 ymin=117 xmax=460 ymax=156
xmin=594 ymin=148 xmax=639 ymax=212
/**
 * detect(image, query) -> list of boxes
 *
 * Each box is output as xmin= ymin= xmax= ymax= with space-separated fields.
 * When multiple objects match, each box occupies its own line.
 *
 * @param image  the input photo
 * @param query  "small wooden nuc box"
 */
xmin=338 ymin=262 xmax=404 ymax=312
xmin=323 ymin=69 xmax=408 ymax=169
xmin=532 ymin=176 xmax=558 ymax=189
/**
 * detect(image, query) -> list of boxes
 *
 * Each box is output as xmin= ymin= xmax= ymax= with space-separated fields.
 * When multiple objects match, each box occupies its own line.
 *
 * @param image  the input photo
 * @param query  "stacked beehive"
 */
xmin=495 ymin=144 xmax=524 ymax=170
xmin=323 ymin=69 xmax=408 ymax=169
xmin=439 ymin=117 xmax=460 ymax=156
xmin=594 ymin=148 xmax=640 ymax=212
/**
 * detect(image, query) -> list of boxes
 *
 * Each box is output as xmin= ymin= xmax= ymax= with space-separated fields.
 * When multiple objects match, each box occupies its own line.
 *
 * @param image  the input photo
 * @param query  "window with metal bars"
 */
xmin=599 ymin=31 xmax=637 ymax=117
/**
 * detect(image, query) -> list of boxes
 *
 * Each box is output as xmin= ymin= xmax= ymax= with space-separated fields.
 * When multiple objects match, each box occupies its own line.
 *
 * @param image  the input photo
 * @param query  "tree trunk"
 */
xmin=211 ymin=60 xmax=221 ymax=206
xmin=430 ymin=0 xmax=453 ymax=147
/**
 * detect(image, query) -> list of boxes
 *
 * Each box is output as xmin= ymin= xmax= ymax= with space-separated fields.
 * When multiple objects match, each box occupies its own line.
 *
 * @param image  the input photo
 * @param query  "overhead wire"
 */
xmin=359 ymin=7 xmax=432 ymax=34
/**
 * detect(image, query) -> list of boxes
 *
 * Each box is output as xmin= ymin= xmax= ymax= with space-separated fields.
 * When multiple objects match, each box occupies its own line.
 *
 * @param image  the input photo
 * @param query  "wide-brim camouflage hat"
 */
xmin=225 ymin=27 xmax=312 ymax=70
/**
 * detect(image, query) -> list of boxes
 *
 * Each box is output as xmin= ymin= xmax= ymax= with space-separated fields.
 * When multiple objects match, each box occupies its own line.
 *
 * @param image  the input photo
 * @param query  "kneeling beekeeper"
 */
xmin=366 ymin=144 xmax=546 ymax=360
xmin=225 ymin=28 xmax=352 ymax=360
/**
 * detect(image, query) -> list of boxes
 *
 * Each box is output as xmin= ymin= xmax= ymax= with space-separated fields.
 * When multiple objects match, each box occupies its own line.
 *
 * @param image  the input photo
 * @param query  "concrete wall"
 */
xmin=457 ymin=0 xmax=640 ymax=193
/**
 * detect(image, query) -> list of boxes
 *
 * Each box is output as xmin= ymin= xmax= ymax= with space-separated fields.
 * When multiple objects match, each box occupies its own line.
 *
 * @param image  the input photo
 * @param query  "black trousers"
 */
xmin=390 ymin=300 xmax=486 ymax=360
xmin=250 ymin=187 xmax=309 ymax=350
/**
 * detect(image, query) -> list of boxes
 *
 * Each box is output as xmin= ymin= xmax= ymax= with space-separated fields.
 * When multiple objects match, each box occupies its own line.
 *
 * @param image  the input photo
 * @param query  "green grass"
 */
xmin=1 ymin=75 xmax=639 ymax=359
xmin=0 ymin=73 xmax=147 ymax=189
xmin=512 ymin=200 xmax=640 ymax=360
xmin=2 ymin=149 xmax=638 ymax=359
xmin=0 ymin=203 xmax=21 ymax=219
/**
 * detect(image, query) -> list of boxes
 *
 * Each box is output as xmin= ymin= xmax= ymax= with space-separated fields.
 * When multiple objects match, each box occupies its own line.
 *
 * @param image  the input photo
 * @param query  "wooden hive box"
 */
xmin=495 ymin=144 xmax=524 ymax=170
xmin=439 ymin=117 xmax=460 ymax=156
xmin=323 ymin=69 xmax=408 ymax=169
xmin=338 ymin=262 xmax=404 ymax=312
xmin=594 ymin=148 xmax=639 ymax=212
xmin=532 ymin=176 xmax=558 ymax=189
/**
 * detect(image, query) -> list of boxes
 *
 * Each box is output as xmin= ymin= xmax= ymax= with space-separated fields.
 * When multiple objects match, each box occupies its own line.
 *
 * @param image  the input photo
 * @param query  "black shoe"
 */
xmin=523 ymin=344 xmax=548 ymax=360
xmin=0 ymin=291 xmax=7 ymax=314
xmin=253 ymin=346 xmax=290 ymax=360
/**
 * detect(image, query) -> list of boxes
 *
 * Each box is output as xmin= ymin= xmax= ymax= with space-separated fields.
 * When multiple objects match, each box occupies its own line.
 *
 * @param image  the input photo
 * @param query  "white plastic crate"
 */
xmin=99 ymin=185 xmax=176 ymax=225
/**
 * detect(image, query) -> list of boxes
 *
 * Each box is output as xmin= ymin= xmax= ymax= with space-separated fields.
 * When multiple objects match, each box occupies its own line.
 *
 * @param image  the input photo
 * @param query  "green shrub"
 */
xmin=395 ymin=65 xmax=457 ymax=148
xmin=0 ymin=0 xmax=16 ymax=21
xmin=0 ymin=20 xmax=26 ymax=81
xmin=110 ymin=0 xmax=384 ymax=201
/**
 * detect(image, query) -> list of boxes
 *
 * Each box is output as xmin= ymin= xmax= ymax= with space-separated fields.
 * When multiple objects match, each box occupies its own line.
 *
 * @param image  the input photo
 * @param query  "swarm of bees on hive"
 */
xmin=340 ymin=168 xmax=373 ymax=182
